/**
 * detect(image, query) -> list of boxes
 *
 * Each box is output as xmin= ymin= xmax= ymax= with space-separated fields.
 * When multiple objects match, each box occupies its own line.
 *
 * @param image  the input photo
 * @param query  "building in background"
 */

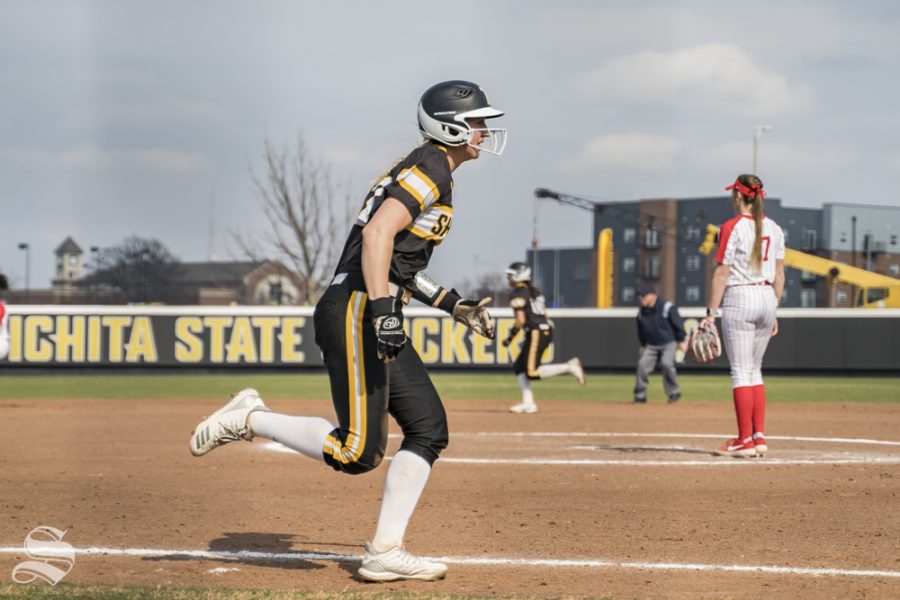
xmin=52 ymin=237 xmax=85 ymax=292
xmin=6 ymin=237 xmax=309 ymax=306
xmin=524 ymin=197 xmax=899 ymax=308
xmin=170 ymin=261 xmax=305 ymax=305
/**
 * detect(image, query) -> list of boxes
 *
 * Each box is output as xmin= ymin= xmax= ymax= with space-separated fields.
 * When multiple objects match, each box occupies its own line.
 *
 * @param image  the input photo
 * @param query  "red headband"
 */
xmin=725 ymin=179 xmax=765 ymax=200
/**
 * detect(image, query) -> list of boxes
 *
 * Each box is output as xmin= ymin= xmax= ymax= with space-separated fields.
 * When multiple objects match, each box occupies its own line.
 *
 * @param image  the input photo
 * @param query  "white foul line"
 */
xmin=264 ymin=429 xmax=900 ymax=465
xmin=457 ymin=432 xmax=900 ymax=447
xmin=436 ymin=457 xmax=900 ymax=466
xmin=0 ymin=545 xmax=897 ymax=580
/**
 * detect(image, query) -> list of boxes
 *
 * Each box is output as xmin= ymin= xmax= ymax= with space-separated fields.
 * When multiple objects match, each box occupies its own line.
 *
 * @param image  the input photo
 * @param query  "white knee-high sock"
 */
xmin=537 ymin=363 xmax=570 ymax=379
xmin=248 ymin=411 xmax=334 ymax=462
xmin=371 ymin=450 xmax=432 ymax=552
xmin=517 ymin=373 xmax=535 ymax=405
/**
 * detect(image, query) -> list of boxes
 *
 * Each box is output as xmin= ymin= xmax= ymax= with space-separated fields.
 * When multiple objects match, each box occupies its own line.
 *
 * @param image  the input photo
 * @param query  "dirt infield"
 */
xmin=1 ymin=395 xmax=899 ymax=599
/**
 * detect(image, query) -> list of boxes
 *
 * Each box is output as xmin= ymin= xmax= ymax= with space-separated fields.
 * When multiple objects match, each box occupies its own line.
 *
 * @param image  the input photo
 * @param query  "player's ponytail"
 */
xmin=728 ymin=174 xmax=765 ymax=272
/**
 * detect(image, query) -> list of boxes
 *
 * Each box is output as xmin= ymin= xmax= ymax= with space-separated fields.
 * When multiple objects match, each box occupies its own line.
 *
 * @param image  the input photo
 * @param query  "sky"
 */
xmin=3 ymin=1 xmax=900 ymax=294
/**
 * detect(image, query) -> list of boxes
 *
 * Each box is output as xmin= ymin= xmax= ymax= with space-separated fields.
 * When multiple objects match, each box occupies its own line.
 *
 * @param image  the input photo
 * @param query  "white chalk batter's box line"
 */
xmin=263 ymin=432 xmax=900 ymax=465
xmin=0 ymin=546 xmax=897 ymax=580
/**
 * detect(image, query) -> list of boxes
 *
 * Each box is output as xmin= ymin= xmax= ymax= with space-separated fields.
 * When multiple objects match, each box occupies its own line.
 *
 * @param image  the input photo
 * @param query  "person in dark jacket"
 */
xmin=634 ymin=284 xmax=688 ymax=404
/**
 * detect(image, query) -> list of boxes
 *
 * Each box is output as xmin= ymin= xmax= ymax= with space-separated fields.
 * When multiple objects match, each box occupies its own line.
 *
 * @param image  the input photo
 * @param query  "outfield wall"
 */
xmin=2 ymin=306 xmax=899 ymax=371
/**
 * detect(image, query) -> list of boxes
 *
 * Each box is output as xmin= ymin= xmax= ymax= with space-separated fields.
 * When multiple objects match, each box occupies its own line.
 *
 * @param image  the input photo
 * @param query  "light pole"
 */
xmin=851 ymin=215 xmax=857 ymax=305
xmin=141 ymin=250 xmax=150 ymax=303
xmin=17 ymin=242 xmax=30 ymax=303
xmin=752 ymin=125 xmax=772 ymax=175
xmin=90 ymin=246 xmax=102 ymax=303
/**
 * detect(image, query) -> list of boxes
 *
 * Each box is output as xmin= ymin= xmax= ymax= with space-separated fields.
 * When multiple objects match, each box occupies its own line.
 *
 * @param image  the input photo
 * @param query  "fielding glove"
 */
xmin=452 ymin=297 xmax=495 ymax=339
xmin=370 ymin=297 xmax=406 ymax=361
xmin=689 ymin=319 xmax=722 ymax=364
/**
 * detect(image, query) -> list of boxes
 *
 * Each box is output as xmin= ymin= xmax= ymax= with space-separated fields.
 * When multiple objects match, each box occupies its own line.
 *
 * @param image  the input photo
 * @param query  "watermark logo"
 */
xmin=11 ymin=526 xmax=75 ymax=585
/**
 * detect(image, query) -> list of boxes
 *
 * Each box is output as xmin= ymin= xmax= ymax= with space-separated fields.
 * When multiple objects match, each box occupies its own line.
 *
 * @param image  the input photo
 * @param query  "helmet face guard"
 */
xmin=466 ymin=126 xmax=507 ymax=156
xmin=418 ymin=80 xmax=507 ymax=156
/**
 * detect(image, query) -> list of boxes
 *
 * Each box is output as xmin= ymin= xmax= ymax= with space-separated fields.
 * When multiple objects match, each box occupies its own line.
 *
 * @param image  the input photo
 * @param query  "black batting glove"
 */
xmin=502 ymin=326 xmax=519 ymax=347
xmin=370 ymin=297 xmax=406 ymax=362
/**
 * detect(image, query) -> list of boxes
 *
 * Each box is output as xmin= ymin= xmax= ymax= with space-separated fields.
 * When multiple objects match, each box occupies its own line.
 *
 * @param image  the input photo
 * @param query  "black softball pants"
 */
xmin=513 ymin=327 xmax=553 ymax=380
xmin=313 ymin=283 xmax=448 ymax=475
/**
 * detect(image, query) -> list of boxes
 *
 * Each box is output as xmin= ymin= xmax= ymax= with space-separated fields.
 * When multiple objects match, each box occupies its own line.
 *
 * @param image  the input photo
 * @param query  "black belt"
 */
xmin=330 ymin=272 xmax=411 ymax=304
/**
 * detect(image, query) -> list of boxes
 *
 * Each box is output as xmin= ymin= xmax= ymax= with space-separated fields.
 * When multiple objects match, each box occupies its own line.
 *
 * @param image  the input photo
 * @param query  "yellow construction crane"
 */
xmin=534 ymin=188 xmax=616 ymax=308
xmin=699 ymin=224 xmax=900 ymax=308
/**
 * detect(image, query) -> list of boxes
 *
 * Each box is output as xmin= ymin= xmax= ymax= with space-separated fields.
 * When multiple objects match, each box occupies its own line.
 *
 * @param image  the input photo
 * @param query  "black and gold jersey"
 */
xmin=509 ymin=285 xmax=550 ymax=330
xmin=334 ymin=142 xmax=453 ymax=286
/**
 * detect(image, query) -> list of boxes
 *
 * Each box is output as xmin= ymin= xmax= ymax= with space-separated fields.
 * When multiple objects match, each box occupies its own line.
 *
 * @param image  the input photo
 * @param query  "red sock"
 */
xmin=752 ymin=384 xmax=766 ymax=437
xmin=732 ymin=386 xmax=754 ymax=443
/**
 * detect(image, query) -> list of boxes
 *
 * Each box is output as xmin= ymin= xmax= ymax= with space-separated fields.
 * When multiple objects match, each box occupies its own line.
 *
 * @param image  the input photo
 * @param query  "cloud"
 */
xmin=0 ymin=144 xmax=212 ymax=172
xmin=562 ymin=133 xmax=683 ymax=173
xmin=584 ymin=43 xmax=813 ymax=117
xmin=321 ymin=144 xmax=388 ymax=176
xmin=63 ymin=100 xmax=230 ymax=129
xmin=698 ymin=141 xmax=860 ymax=172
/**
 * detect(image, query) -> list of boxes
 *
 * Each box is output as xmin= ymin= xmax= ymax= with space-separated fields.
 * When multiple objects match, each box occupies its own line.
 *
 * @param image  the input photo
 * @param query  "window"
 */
xmin=867 ymin=288 xmax=889 ymax=304
xmin=800 ymin=270 xmax=818 ymax=282
xmin=622 ymin=257 xmax=635 ymax=273
xmin=836 ymin=290 xmax=848 ymax=305
xmin=686 ymin=255 xmax=701 ymax=271
xmin=623 ymin=228 xmax=636 ymax=244
xmin=622 ymin=287 xmax=635 ymax=303
xmin=644 ymin=256 xmax=660 ymax=279
xmin=889 ymin=264 xmax=899 ymax=276
xmin=862 ymin=233 xmax=875 ymax=252
xmin=573 ymin=263 xmax=590 ymax=281
xmin=645 ymin=228 xmax=660 ymax=249
xmin=685 ymin=226 xmax=702 ymax=242
xmin=269 ymin=282 xmax=283 ymax=304
xmin=68 ymin=255 xmax=78 ymax=266
xmin=800 ymin=289 xmax=817 ymax=308
xmin=686 ymin=286 xmax=700 ymax=302
xmin=801 ymin=229 xmax=818 ymax=252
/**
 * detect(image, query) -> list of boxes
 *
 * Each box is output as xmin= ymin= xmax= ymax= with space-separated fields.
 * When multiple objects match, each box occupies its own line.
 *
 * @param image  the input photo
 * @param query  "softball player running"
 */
xmin=0 ymin=274 xmax=9 ymax=360
xmin=503 ymin=262 xmax=584 ymax=414
xmin=706 ymin=174 xmax=785 ymax=458
xmin=190 ymin=81 xmax=506 ymax=582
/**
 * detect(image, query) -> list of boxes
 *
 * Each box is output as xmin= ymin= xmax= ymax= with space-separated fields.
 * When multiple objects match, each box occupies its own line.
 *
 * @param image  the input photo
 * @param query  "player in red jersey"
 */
xmin=705 ymin=174 xmax=785 ymax=458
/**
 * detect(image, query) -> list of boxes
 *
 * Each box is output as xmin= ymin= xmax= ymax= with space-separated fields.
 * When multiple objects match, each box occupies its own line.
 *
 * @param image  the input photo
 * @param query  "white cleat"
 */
xmin=509 ymin=402 xmax=538 ymax=414
xmin=753 ymin=434 xmax=768 ymax=457
xmin=568 ymin=357 xmax=585 ymax=385
xmin=190 ymin=388 xmax=268 ymax=457
xmin=358 ymin=542 xmax=448 ymax=582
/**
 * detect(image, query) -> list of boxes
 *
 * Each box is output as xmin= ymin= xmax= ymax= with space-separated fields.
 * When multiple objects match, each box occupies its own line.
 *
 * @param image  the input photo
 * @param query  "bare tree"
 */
xmin=89 ymin=236 xmax=181 ymax=304
xmin=235 ymin=134 xmax=351 ymax=305
xmin=455 ymin=272 xmax=511 ymax=307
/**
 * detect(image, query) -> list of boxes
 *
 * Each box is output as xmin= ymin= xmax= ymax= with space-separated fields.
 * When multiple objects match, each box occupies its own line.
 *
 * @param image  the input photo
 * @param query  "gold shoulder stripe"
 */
xmin=397 ymin=166 xmax=440 ymax=212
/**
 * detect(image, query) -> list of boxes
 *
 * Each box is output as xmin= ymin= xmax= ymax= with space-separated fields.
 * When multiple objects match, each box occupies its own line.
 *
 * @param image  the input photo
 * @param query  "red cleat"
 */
xmin=713 ymin=437 xmax=757 ymax=458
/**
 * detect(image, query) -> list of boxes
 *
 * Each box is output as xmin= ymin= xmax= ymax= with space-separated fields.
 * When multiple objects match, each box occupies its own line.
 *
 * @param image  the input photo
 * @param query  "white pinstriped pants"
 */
xmin=721 ymin=285 xmax=777 ymax=389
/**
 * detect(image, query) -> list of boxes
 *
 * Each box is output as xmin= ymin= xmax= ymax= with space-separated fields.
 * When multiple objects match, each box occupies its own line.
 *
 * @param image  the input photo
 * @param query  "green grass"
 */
xmin=0 ymin=372 xmax=897 ymax=404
